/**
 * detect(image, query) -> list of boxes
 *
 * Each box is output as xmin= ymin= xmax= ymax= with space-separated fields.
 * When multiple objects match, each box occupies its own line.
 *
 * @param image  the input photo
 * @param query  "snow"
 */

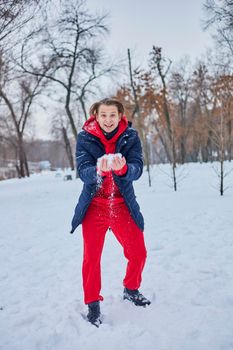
xmin=97 ymin=153 xmax=122 ymax=167
xmin=1 ymin=162 xmax=233 ymax=350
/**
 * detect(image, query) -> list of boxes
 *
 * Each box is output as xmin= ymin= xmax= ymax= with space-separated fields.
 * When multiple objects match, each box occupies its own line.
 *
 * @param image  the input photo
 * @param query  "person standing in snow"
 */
xmin=70 ymin=98 xmax=150 ymax=327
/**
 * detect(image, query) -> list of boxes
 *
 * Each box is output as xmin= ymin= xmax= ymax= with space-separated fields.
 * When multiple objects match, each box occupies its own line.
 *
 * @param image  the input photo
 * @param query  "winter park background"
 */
xmin=1 ymin=162 xmax=233 ymax=350
xmin=1 ymin=0 xmax=233 ymax=349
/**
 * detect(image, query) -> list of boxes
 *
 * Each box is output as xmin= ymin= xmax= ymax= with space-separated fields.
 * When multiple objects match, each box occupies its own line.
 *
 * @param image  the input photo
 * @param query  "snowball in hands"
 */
xmin=97 ymin=153 xmax=123 ymax=174
xmin=97 ymin=153 xmax=122 ymax=167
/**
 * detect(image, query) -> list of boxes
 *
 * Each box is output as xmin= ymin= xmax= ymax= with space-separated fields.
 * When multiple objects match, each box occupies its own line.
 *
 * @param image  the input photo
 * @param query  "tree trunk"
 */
xmin=65 ymin=96 xmax=78 ymax=139
xmin=62 ymin=127 xmax=75 ymax=170
xmin=153 ymin=121 xmax=172 ymax=162
xmin=172 ymin=162 xmax=177 ymax=191
xmin=144 ymin=135 xmax=151 ymax=187
xmin=127 ymin=48 xmax=151 ymax=187
xmin=220 ymin=158 xmax=224 ymax=196
xmin=15 ymin=163 xmax=21 ymax=178
xmin=15 ymin=133 xmax=30 ymax=178
xmin=180 ymin=136 xmax=186 ymax=164
xmin=23 ymin=147 xmax=30 ymax=177
xmin=227 ymin=119 xmax=232 ymax=161
xmin=80 ymin=96 xmax=88 ymax=121
xmin=219 ymin=112 xmax=225 ymax=195
xmin=152 ymin=47 xmax=177 ymax=190
xmin=18 ymin=139 xmax=25 ymax=178
xmin=207 ymin=130 xmax=213 ymax=162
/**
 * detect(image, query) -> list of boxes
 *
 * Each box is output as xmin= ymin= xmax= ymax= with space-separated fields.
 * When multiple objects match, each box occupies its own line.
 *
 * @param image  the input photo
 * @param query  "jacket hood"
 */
xmin=83 ymin=114 xmax=128 ymax=144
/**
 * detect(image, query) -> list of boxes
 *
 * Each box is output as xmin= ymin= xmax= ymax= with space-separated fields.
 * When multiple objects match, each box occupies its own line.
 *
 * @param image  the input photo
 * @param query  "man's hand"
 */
xmin=97 ymin=154 xmax=127 ymax=176
xmin=97 ymin=157 xmax=111 ymax=173
xmin=111 ymin=155 xmax=126 ymax=171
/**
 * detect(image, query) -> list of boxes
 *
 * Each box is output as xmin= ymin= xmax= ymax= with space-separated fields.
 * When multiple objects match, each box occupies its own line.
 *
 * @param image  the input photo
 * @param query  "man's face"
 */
xmin=96 ymin=105 xmax=121 ymax=133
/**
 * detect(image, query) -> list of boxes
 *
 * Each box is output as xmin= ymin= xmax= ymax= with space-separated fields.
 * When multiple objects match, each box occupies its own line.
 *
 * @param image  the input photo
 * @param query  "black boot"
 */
xmin=123 ymin=287 xmax=151 ymax=307
xmin=87 ymin=301 xmax=102 ymax=327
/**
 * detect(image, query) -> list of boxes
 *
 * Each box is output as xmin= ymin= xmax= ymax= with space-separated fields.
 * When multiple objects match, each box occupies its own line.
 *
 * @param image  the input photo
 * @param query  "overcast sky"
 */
xmin=36 ymin=0 xmax=215 ymax=139
xmin=88 ymin=0 xmax=213 ymax=64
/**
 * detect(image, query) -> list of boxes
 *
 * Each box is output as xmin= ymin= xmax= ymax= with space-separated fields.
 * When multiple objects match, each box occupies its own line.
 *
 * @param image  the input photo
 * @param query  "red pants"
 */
xmin=82 ymin=201 xmax=147 ymax=304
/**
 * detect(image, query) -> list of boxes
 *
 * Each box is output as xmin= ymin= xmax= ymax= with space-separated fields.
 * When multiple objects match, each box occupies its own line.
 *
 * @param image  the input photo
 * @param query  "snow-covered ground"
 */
xmin=1 ymin=162 xmax=233 ymax=350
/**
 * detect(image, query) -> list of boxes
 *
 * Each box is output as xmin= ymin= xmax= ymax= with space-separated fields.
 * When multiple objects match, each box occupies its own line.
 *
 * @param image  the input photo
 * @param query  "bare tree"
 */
xmin=19 ymin=0 xmax=118 ymax=171
xmin=149 ymin=46 xmax=178 ymax=191
xmin=169 ymin=58 xmax=193 ymax=163
xmin=127 ymin=48 xmax=152 ymax=187
xmin=20 ymin=0 xmax=114 ymax=135
xmin=0 ymin=0 xmax=42 ymax=49
xmin=209 ymin=73 xmax=233 ymax=195
xmin=216 ymin=74 xmax=233 ymax=161
xmin=51 ymin=111 xmax=75 ymax=170
xmin=211 ymin=110 xmax=227 ymax=196
xmin=0 ymin=55 xmax=47 ymax=177
xmin=189 ymin=62 xmax=219 ymax=163
xmin=203 ymin=0 xmax=233 ymax=56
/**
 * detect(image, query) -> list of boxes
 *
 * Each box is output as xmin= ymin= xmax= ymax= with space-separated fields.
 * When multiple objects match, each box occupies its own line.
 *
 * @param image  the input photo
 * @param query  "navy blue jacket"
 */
xmin=70 ymin=124 xmax=144 ymax=233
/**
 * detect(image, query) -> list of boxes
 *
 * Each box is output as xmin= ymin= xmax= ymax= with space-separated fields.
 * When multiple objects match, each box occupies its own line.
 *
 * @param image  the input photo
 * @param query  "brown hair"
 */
xmin=89 ymin=98 xmax=125 ymax=116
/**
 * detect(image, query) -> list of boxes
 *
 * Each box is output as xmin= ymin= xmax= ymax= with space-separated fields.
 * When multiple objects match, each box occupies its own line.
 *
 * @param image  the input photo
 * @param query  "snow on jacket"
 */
xmin=70 ymin=116 xmax=144 ymax=234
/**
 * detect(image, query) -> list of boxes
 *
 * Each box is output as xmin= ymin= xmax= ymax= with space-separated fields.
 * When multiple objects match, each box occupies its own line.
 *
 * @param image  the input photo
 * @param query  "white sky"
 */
xmin=88 ymin=0 xmax=213 ymax=64
xmin=35 ymin=0 xmax=214 ymax=140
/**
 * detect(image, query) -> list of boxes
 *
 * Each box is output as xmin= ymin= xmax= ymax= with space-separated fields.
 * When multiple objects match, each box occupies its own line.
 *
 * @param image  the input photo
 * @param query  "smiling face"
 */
xmin=96 ymin=104 xmax=122 ymax=133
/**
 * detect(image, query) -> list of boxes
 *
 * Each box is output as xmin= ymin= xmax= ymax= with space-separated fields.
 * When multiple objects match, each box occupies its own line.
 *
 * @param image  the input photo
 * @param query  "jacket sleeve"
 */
xmin=76 ymin=132 xmax=102 ymax=185
xmin=115 ymin=131 xmax=143 ymax=182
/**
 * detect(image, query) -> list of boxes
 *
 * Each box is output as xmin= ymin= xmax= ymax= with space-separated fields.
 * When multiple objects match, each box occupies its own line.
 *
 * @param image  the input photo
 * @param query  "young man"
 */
xmin=70 ymin=98 xmax=150 ymax=327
